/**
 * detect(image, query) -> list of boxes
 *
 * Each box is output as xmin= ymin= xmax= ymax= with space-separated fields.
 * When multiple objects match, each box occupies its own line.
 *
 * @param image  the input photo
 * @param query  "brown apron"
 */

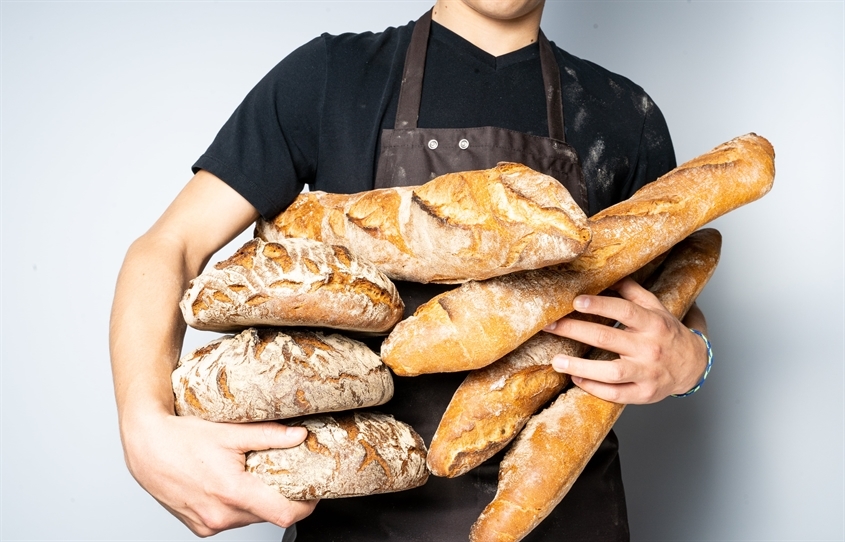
xmin=293 ymin=11 xmax=629 ymax=541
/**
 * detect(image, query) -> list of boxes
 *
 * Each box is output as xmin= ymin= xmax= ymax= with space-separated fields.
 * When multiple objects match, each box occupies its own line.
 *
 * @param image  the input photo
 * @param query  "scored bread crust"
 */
xmin=255 ymin=163 xmax=591 ymax=284
xmin=180 ymin=237 xmax=404 ymax=333
xmin=381 ymin=133 xmax=774 ymax=376
xmin=246 ymin=412 xmax=429 ymax=499
xmin=172 ymin=328 xmax=393 ymax=422
xmin=470 ymin=228 xmax=723 ymax=542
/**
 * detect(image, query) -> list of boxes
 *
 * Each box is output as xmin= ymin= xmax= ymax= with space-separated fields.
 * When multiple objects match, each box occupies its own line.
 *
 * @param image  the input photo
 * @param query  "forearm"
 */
xmin=109 ymin=232 xmax=206 ymax=427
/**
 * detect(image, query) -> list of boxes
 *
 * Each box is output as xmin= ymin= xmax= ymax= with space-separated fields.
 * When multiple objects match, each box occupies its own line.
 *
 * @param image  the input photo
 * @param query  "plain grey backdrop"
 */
xmin=1 ymin=1 xmax=843 ymax=540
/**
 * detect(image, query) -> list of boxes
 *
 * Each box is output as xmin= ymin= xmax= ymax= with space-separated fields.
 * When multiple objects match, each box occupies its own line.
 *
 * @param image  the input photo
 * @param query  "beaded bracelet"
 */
xmin=670 ymin=328 xmax=713 ymax=398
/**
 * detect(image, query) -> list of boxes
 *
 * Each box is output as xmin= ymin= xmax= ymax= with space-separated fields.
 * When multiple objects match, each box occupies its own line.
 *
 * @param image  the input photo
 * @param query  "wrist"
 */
xmin=671 ymin=328 xmax=713 ymax=398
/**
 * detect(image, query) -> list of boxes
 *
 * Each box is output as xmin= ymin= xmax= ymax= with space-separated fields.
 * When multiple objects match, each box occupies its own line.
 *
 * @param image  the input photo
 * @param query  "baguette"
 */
xmin=256 ymin=162 xmax=591 ymax=284
xmin=425 ymin=254 xmax=668 ymax=478
xmin=470 ymin=227 xmax=722 ymax=542
xmin=381 ymin=133 xmax=774 ymax=376
xmin=172 ymin=328 xmax=393 ymax=422
xmin=246 ymin=412 xmax=429 ymax=499
xmin=180 ymin=237 xmax=403 ymax=333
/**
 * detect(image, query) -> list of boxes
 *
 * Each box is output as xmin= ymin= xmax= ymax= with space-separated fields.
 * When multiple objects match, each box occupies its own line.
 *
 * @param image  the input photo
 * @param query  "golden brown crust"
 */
xmin=381 ymin=134 xmax=774 ymax=375
xmin=180 ymin=237 xmax=404 ymax=333
xmin=469 ymin=228 xmax=723 ymax=542
xmin=255 ymin=163 xmax=591 ymax=283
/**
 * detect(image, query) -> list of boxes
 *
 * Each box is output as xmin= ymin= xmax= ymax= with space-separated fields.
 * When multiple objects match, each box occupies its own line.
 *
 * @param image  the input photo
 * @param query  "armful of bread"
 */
xmin=469 ymin=227 xmax=723 ymax=542
xmin=381 ymin=133 xmax=774 ymax=376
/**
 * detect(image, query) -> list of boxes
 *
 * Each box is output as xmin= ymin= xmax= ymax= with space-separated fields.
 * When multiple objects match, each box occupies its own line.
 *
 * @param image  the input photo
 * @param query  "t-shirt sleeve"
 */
xmin=192 ymin=36 xmax=327 ymax=219
xmin=623 ymin=95 xmax=676 ymax=199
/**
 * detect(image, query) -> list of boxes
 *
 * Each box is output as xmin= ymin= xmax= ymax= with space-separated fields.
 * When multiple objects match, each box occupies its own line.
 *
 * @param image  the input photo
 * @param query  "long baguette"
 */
xmin=425 ymin=254 xmax=667 ymax=478
xmin=470 ymin=228 xmax=722 ymax=542
xmin=381 ymin=133 xmax=774 ymax=376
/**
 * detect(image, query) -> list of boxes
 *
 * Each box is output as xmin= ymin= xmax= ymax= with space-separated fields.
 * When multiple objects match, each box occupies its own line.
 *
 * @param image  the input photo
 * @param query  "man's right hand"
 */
xmin=122 ymin=411 xmax=318 ymax=537
xmin=110 ymin=171 xmax=316 ymax=536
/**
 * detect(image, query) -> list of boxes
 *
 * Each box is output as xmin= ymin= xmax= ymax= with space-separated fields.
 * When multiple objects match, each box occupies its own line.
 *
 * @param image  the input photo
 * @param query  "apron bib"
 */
xmin=374 ymin=9 xmax=589 ymax=212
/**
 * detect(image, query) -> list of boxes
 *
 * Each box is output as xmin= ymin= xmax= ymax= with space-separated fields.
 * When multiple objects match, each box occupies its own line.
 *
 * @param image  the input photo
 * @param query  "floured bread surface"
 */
xmin=172 ymin=328 xmax=393 ymax=422
xmin=180 ymin=237 xmax=404 ymax=333
xmin=246 ymin=412 xmax=429 ymax=499
xmin=256 ymin=163 xmax=591 ymax=283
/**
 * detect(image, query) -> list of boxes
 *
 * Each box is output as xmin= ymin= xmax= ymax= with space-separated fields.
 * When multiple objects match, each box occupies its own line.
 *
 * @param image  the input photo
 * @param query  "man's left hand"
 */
xmin=543 ymin=278 xmax=708 ymax=404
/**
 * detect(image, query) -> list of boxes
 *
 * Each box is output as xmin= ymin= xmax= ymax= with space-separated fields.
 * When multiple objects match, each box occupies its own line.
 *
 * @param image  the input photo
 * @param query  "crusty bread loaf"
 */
xmin=381 ymin=134 xmax=774 ymax=376
xmin=470 ymin=228 xmax=722 ymax=542
xmin=172 ymin=328 xmax=393 ymax=422
xmin=246 ymin=412 xmax=429 ymax=499
xmin=255 ymin=162 xmax=591 ymax=284
xmin=180 ymin=237 xmax=404 ymax=333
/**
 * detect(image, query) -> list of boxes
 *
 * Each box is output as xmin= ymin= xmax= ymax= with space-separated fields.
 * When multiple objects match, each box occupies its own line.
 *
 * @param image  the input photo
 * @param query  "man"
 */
xmin=109 ymin=0 xmax=709 ymax=539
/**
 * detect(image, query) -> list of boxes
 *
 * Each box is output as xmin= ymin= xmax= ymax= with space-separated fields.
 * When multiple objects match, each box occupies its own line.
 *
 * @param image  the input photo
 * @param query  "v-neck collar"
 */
xmin=429 ymin=20 xmax=540 ymax=71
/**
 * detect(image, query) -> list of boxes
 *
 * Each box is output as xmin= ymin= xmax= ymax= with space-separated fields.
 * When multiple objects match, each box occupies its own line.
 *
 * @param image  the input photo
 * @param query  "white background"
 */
xmin=1 ymin=1 xmax=842 ymax=540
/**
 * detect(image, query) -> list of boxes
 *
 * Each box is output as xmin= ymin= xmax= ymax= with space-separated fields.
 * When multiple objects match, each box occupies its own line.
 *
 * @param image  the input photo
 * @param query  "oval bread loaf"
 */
xmin=172 ymin=328 xmax=393 ymax=422
xmin=256 ymin=163 xmax=591 ymax=284
xmin=246 ymin=412 xmax=429 ymax=499
xmin=180 ymin=237 xmax=404 ymax=333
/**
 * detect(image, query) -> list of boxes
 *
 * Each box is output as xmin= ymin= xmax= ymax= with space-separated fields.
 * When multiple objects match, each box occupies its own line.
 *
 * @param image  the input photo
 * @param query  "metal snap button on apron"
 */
xmin=459 ymin=138 xmax=469 ymax=150
xmin=427 ymin=139 xmax=438 ymax=150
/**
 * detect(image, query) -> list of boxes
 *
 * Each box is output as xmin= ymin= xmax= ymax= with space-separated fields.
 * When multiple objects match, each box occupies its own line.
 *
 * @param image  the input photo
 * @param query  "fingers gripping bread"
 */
xmin=255 ymin=163 xmax=591 ymax=284
xmin=424 ymin=256 xmax=670 ymax=478
xmin=381 ymin=134 xmax=774 ymax=376
xmin=469 ymin=228 xmax=723 ymax=542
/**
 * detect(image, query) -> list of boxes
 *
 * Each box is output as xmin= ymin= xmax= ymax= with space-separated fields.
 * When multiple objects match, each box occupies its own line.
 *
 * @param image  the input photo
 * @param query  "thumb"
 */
xmin=225 ymin=421 xmax=308 ymax=453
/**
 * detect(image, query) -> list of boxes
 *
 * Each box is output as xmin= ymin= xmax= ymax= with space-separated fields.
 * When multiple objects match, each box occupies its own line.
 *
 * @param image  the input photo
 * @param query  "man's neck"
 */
xmin=431 ymin=1 xmax=544 ymax=57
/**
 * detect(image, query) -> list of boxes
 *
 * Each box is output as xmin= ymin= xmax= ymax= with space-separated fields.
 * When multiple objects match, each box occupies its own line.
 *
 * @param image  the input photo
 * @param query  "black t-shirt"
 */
xmin=194 ymin=18 xmax=675 ymax=542
xmin=194 ymin=20 xmax=675 ymax=218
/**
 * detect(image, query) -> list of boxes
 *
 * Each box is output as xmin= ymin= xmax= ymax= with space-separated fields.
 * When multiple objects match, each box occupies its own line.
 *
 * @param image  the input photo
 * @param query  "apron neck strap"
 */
xmin=394 ymin=9 xmax=566 ymax=142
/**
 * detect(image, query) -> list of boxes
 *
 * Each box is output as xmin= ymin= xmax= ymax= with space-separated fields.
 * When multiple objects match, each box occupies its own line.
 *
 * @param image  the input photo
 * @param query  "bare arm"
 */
xmin=109 ymin=171 xmax=317 ymax=536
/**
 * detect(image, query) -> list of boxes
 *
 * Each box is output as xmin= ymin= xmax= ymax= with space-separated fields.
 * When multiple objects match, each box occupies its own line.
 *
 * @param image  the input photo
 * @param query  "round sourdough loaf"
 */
xmin=172 ymin=328 xmax=393 ymax=422
xmin=180 ymin=237 xmax=404 ymax=333
xmin=246 ymin=412 xmax=429 ymax=499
